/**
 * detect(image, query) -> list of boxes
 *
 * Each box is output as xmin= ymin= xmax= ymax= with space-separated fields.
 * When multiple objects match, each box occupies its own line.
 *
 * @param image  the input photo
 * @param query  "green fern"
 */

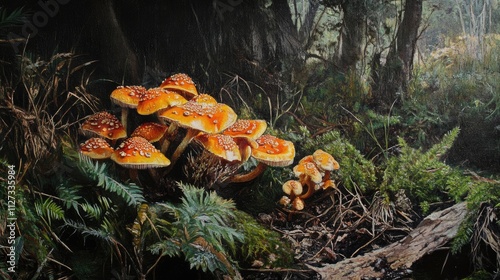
xmin=379 ymin=127 xmax=462 ymax=213
xmin=34 ymin=198 xmax=65 ymax=226
xmin=77 ymin=154 xmax=145 ymax=206
xmin=149 ymin=183 xmax=243 ymax=277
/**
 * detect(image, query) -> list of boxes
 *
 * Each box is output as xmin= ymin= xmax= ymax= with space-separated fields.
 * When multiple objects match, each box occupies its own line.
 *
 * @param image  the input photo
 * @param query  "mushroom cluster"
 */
xmin=279 ymin=149 xmax=339 ymax=210
xmin=78 ymin=73 xmax=296 ymax=186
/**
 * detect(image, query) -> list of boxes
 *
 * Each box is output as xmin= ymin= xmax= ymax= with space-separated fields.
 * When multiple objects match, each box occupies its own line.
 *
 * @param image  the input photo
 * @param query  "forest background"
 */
xmin=1 ymin=0 xmax=500 ymax=279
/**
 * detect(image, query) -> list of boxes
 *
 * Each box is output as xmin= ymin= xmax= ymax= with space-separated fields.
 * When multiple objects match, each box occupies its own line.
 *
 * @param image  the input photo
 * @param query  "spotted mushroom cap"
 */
xmin=131 ymin=122 xmax=168 ymax=143
xmin=160 ymin=73 xmax=198 ymax=99
xmin=159 ymin=99 xmax=237 ymax=134
xmin=80 ymin=137 xmax=114 ymax=159
xmin=110 ymin=85 xmax=146 ymax=108
xmin=194 ymin=133 xmax=241 ymax=162
xmin=293 ymin=156 xmax=323 ymax=184
xmin=111 ymin=137 xmax=170 ymax=169
xmin=312 ymin=149 xmax=339 ymax=171
xmin=81 ymin=111 xmax=127 ymax=140
xmin=191 ymin=94 xmax=217 ymax=104
xmin=282 ymin=180 xmax=303 ymax=196
xmin=251 ymin=134 xmax=295 ymax=167
xmin=223 ymin=119 xmax=267 ymax=140
xmin=137 ymin=88 xmax=187 ymax=115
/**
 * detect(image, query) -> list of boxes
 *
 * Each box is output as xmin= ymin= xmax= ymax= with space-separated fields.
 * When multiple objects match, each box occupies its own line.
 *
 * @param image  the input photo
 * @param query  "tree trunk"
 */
xmin=371 ymin=0 xmax=423 ymax=108
xmin=337 ymin=1 xmax=367 ymax=71
xmin=308 ymin=202 xmax=468 ymax=279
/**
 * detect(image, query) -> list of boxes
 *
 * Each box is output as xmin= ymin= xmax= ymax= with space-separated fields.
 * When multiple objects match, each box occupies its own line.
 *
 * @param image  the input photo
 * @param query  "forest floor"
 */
xmin=240 ymin=186 xmax=470 ymax=280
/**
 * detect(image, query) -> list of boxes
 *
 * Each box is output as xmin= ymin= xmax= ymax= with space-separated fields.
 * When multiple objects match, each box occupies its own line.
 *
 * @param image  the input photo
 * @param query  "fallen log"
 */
xmin=308 ymin=202 xmax=468 ymax=280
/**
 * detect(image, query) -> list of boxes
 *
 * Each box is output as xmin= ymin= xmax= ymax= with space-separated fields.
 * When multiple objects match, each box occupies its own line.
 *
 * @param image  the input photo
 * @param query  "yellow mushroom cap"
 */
xmin=251 ymin=134 xmax=295 ymax=167
xmin=293 ymin=156 xmax=323 ymax=184
xmin=282 ymin=180 xmax=303 ymax=196
xmin=111 ymin=137 xmax=170 ymax=169
xmin=313 ymin=149 xmax=339 ymax=171
xmin=292 ymin=197 xmax=305 ymax=211
xmin=131 ymin=122 xmax=168 ymax=143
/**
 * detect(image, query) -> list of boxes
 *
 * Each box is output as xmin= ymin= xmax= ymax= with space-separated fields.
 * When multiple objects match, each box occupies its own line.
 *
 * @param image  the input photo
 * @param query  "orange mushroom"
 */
xmin=110 ymin=85 xmax=146 ymax=132
xmin=159 ymin=96 xmax=237 ymax=169
xmin=111 ymin=136 xmax=171 ymax=183
xmin=131 ymin=122 xmax=169 ymax=153
xmin=160 ymin=73 xmax=198 ymax=100
xmin=136 ymin=88 xmax=187 ymax=116
xmin=282 ymin=180 xmax=304 ymax=199
xmin=312 ymin=149 xmax=339 ymax=182
xmin=230 ymin=134 xmax=295 ymax=183
xmin=223 ymin=119 xmax=267 ymax=140
xmin=81 ymin=111 xmax=127 ymax=142
xmin=193 ymin=133 xmax=241 ymax=162
xmin=79 ymin=137 xmax=114 ymax=159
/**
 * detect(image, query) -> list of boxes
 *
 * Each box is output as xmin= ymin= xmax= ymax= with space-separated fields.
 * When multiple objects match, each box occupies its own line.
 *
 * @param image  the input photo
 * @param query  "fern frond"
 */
xmin=34 ymin=198 xmax=65 ymax=226
xmin=77 ymin=154 xmax=144 ymax=206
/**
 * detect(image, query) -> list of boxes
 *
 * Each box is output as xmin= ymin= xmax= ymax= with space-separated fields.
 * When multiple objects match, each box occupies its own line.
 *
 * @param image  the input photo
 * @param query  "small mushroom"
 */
xmin=282 ymin=180 xmax=304 ymax=199
xmin=79 ymin=137 xmax=114 ymax=159
xmin=312 ymin=149 xmax=339 ymax=182
xmin=293 ymin=156 xmax=323 ymax=199
xmin=292 ymin=197 xmax=305 ymax=211
xmin=160 ymin=73 xmax=198 ymax=100
xmin=110 ymin=85 xmax=146 ymax=132
xmin=111 ymin=137 xmax=171 ymax=183
xmin=230 ymin=134 xmax=295 ymax=183
xmin=81 ymin=111 xmax=127 ymax=144
xmin=131 ymin=122 xmax=169 ymax=153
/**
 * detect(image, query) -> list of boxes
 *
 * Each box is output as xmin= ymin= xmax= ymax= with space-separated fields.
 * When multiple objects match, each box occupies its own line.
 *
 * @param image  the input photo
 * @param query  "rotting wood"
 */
xmin=308 ymin=202 xmax=468 ymax=280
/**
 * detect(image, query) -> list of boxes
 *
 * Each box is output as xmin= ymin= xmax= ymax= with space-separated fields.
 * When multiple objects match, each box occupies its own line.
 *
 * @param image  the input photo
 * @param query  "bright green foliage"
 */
xmin=233 ymin=210 xmax=293 ymax=267
xmin=149 ymin=184 xmax=244 ymax=277
xmin=379 ymin=128 xmax=463 ymax=213
xmin=298 ymin=127 xmax=378 ymax=192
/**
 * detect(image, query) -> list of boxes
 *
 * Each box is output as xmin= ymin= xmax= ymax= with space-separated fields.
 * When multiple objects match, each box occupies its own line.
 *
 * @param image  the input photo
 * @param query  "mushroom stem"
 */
xmin=164 ymin=128 xmax=199 ymax=173
xmin=230 ymin=162 xmax=268 ymax=183
xmin=159 ymin=123 xmax=178 ymax=153
xmin=299 ymin=179 xmax=317 ymax=199
xmin=129 ymin=169 xmax=140 ymax=185
xmin=120 ymin=108 xmax=129 ymax=133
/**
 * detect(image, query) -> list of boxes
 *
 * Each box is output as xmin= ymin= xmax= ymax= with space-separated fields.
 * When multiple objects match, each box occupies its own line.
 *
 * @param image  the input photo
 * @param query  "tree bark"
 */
xmin=308 ymin=202 xmax=468 ymax=279
xmin=371 ymin=0 xmax=423 ymax=108
xmin=337 ymin=1 xmax=367 ymax=71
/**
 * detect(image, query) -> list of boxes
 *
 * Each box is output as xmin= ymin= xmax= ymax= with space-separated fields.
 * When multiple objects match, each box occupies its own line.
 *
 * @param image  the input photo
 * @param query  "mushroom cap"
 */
xmin=251 ymin=134 xmax=295 ymax=167
xmin=282 ymin=180 xmax=303 ymax=196
xmin=131 ymin=122 xmax=168 ymax=143
xmin=223 ymin=119 xmax=267 ymax=140
xmin=313 ymin=149 xmax=339 ymax=171
xmin=160 ymin=73 xmax=198 ymax=99
xmin=110 ymin=85 xmax=146 ymax=108
xmin=80 ymin=137 xmax=114 ymax=159
xmin=137 ymin=88 xmax=187 ymax=115
xmin=81 ymin=111 xmax=127 ymax=140
xmin=292 ymin=197 xmax=305 ymax=211
xmin=111 ymin=137 xmax=171 ymax=169
xmin=279 ymin=196 xmax=291 ymax=207
xmin=194 ymin=133 xmax=241 ymax=162
xmin=159 ymin=99 xmax=237 ymax=134
xmin=293 ymin=156 xmax=323 ymax=184
xmin=321 ymin=179 xmax=336 ymax=190
xmin=191 ymin=94 xmax=217 ymax=104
